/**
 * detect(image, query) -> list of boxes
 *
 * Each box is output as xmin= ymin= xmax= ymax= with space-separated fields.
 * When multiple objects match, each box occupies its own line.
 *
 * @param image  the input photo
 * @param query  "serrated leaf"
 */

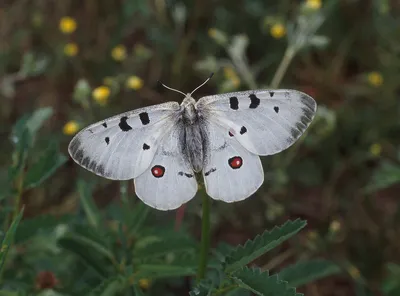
xmin=0 ymin=208 xmax=24 ymax=273
xmin=77 ymin=180 xmax=101 ymax=229
xmin=224 ymin=219 xmax=307 ymax=273
xmin=23 ymin=141 xmax=67 ymax=189
xmin=278 ymin=259 xmax=341 ymax=287
xmin=89 ymin=276 xmax=126 ymax=296
xmin=231 ymin=267 xmax=302 ymax=296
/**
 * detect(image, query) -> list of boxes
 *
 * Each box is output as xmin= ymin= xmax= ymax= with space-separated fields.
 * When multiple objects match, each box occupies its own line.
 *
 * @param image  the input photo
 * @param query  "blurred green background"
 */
xmin=1 ymin=0 xmax=400 ymax=295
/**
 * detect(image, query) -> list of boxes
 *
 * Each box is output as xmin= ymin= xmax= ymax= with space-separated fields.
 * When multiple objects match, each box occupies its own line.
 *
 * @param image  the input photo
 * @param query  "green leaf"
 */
xmin=14 ymin=214 xmax=72 ymax=244
xmin=89 ymin=276 xmax=126 ymax=296
xmin=231 ymin=267 xmax=302 ymax=296
xmin=189 ymin=279 xmax=213 ymax=296
xmin=58 ymin=227 xmax=115 ymax=278
xmin=135 ymin=263 xmax=196 ymax=279
xmin=224 ymin=219 xmax=307 ymax=273
xmin=127 ymin=202 xmax=150 ymax=235
xmin=0 ymin=208 xmax=24 ymax=273
xmin=23 ymin=141 xmax=67 ymax=189
xmin=278 ymin=259 xmax=341 ymax=287
xmin=25 ymin=107 xmax=53 ymax=136
xmin=77 ymin=180 xmax=101 ymax=229
xmin=133 ymin=236 xmax=197 ymax=260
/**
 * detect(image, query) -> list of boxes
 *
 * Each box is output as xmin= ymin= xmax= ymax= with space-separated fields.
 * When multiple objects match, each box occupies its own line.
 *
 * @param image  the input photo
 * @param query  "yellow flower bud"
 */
xmin=126 ymin=76 xmax=144 ymax=90
xmin=111 ymin=45 xmax=127 ymax=61
xmin=59 ymin=17 xmax=77 ymax=34
xmin=306 ymin=0 xmax=322 ymax=10
xmin=367 ymin=72 xmax=383 ymax=87
xmin=63 ymin=121 xmax=79 ymax=135
xmin=270 ymin=23 xmax=286 ymax=39
xmin=64 ymin=43 xmax=79 ymax=56
xmin=92 ymin=86 xmax=110 ymax=105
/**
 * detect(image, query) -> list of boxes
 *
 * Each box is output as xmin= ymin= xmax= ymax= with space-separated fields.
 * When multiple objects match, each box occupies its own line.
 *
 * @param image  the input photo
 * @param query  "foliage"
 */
xmin=1 ymin=0 xmax=400 ymax=295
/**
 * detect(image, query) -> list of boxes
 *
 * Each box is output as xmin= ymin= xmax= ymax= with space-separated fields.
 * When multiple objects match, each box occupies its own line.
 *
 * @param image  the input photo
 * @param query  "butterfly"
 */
xmin=68 ymin=75 xmax=317 ymax=210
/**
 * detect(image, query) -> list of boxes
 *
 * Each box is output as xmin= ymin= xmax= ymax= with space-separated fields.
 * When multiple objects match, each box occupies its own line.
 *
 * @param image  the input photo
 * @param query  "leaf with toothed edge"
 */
xmin=278 ymin=259 xmax=341 ymax=287
xmin=231 ymin=267 xmax=303 ymax=296
xmin=223 ymin=219 xmax=307 ymax=273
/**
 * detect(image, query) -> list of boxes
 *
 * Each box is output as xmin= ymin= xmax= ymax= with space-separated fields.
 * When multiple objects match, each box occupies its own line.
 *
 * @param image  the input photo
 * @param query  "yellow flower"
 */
xmin=138 ymin=278 xmax=151 ymax=290
xmin=63 ymin=121 xmax=79 ymax=135
xmin=306 ymin=0 xmax=322 ymax=10
xmin=367 ymin=72 xmax=383 ymax=87
xmin=348 ymin=265 xmax=360 ymax=279
xmin=92 ymin=86 xmax=110 ymax=105
xmin=270 ymin=23 xmax=286 ymax=39
xmin=329 ymin=220 xmax=341 ymax=233
xmin=369 ymin=143 xmax=382 ymax=156
xmin=111 ymin=45 xmax=127 ymax=61
xmin=64 ymin=43 xmax=78 ymax=56
xmin=126 ymin=76 xmax=144 ymax=90
xmin=59 ymin=17 xmax=77 ymax=34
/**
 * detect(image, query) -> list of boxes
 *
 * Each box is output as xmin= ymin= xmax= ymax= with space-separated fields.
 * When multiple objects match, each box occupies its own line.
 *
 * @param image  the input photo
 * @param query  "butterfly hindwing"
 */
xmin=68 ymin=102 xmax=180 ymax=180
xmin=196 ymin=90 xmax=316 ymax=156
xmin=202 ymin=119 xmax=264 ymax=202
xmin=134 ymin=125 xmax=198 ymax=210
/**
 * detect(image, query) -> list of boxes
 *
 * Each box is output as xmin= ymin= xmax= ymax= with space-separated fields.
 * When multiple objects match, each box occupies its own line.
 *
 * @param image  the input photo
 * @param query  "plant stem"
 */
xmin=12 ymin=174 xmax=24 ymax=222
xmin=270 ymin=46 xmax=296 ymax=89
xmin=197 ymin=193 xmax=211 ymax=281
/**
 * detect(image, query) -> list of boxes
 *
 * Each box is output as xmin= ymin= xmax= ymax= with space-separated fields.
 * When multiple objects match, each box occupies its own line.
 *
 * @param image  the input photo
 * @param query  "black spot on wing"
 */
xmin=249 ymin=94 xmax=260 ymax=109
xmin=102 ymin=122 xmax=107 ymax=128
xmin=178 ymin=171 xmax=193 ymax=178
xmin=274 ymin=106 xmax=279 ymax=113
xmin=229 ymin=97 xmax=239 ymax=110
xmin=119 ymin=116 xmax=132 ymax=131
xmin=143 ymin=143 xmax=150 ymax=150
xmin=204 ymin=168 xmax=216 ymax=176
xmin=240 ymin=126 xmax=247 ymax=135
xmin=269 ymin=91 xmax=275 ymax=97
xmin=139 ymin=112 xmax=150 ymax=125
xmin=105 ymin=137 xmax=110 ymax=145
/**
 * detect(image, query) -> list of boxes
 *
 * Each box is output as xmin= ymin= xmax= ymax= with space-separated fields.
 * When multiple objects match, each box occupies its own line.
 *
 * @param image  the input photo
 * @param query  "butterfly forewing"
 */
xmin=196 ymin=90 xmax=316 ymax=156
xmin=68 ymin=102 xmax=180 ymax=180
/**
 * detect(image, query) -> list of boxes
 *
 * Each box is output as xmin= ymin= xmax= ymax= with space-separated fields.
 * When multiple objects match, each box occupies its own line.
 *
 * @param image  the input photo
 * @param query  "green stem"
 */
xmin=197 ymin=193 xmax=211 ymax=281
xmin=12 ymin=174 xmax=24 ymax=222
xmin=270 ymin=46 xmax=296 ymax=89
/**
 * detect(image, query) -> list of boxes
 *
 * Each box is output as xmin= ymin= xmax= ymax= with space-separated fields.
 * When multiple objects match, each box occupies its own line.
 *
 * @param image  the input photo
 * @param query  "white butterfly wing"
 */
xmin=134 ymin=125 xmax=198 ymax=210
xmin=196 ymin=90 xmax=316 ymax=156
xmin=68 ymin=102 xmax=180 ymax=180
xmin=202 ymin=119 xmax=264 ymax=202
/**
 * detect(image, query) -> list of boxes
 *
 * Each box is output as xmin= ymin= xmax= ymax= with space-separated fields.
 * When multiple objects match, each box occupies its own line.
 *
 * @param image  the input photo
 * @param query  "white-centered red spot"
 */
xmin=228 ymin=156 xmax=243 ymax=169
xmin=151 ymin=165 xmax=165 ymax=178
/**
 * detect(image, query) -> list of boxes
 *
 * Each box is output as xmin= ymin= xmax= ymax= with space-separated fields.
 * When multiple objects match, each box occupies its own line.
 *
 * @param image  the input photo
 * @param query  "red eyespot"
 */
xmin=228 ymin=131 xmax=234 ymax=137
xmin=151 ymin=165 xmax=165 ymax=178
xmin=228 ymin=156 xmax=242 ymax=169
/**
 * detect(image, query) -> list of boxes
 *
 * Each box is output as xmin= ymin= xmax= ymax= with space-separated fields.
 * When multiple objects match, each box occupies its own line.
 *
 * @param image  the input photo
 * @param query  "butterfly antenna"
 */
xmin=190 ymin=73 xmax=214 ymax=96
xmin=158 ymin=81 xmax=186 ymax=96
